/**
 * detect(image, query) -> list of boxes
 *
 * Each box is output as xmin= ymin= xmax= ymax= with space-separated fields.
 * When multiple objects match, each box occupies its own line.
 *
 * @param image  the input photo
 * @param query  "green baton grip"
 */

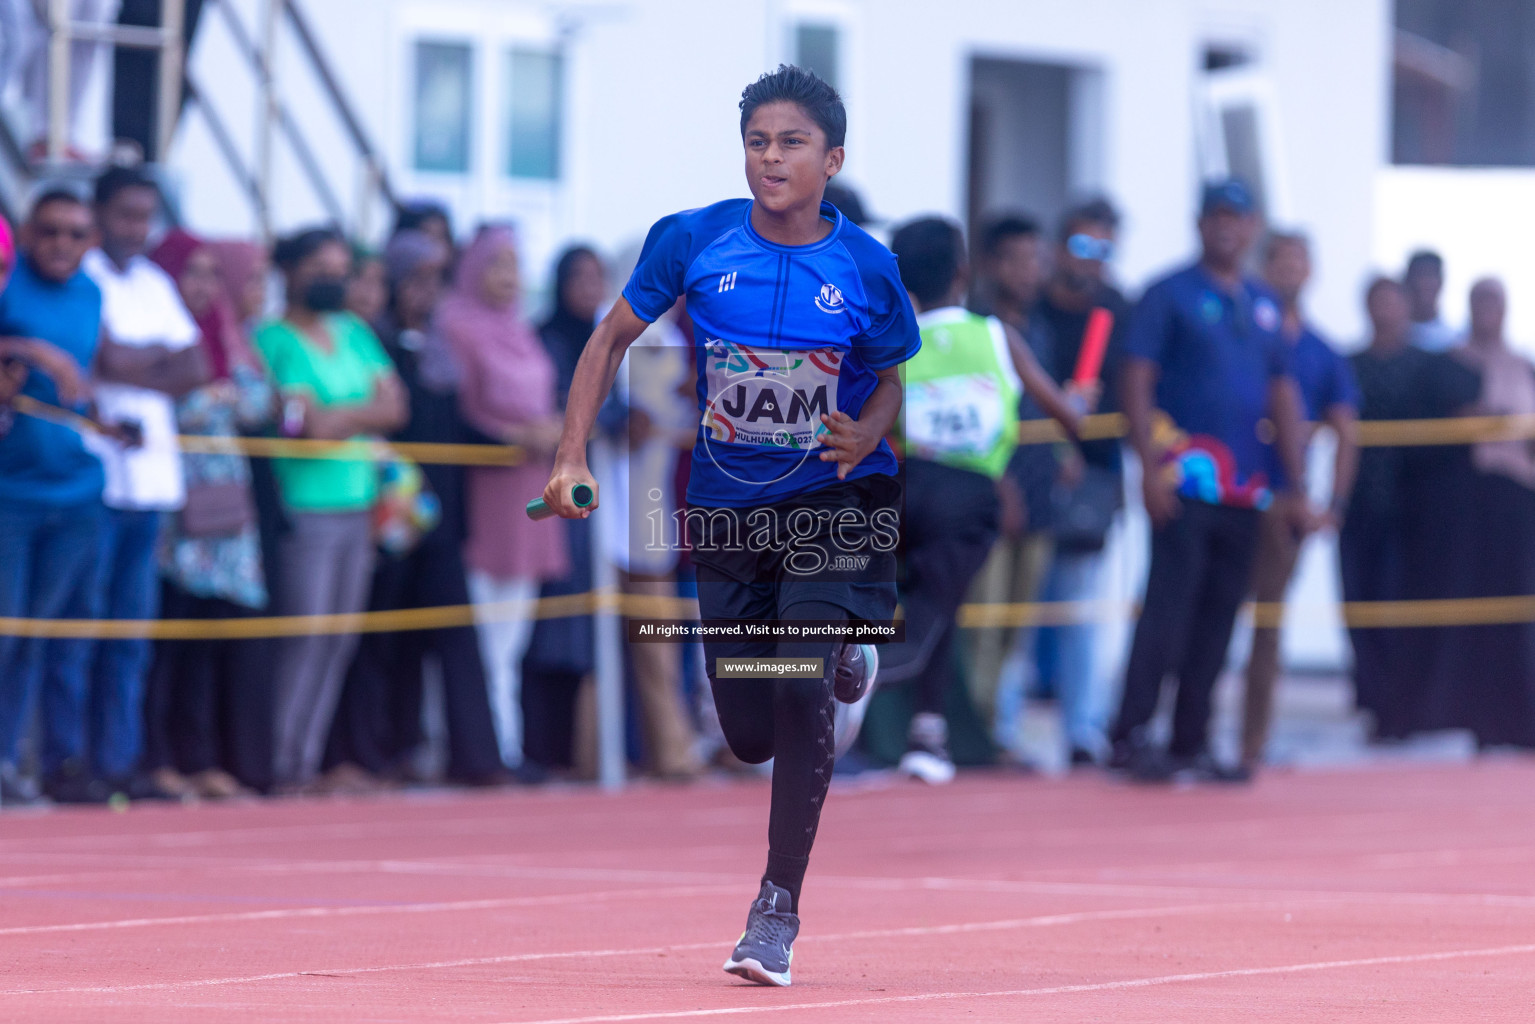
xmin=526 ymin=483 xmax=595 ymax=521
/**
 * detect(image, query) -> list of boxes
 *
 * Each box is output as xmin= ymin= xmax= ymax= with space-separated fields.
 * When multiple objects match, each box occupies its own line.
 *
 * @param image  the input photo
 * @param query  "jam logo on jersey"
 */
xmin=701 ymin=339 xmax=841 ymax=449
xmin=814 ymin=283 xmax=846 ymax=314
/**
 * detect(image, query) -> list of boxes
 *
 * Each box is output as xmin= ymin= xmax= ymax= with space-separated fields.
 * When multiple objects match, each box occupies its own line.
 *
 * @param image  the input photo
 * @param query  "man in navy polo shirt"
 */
xmin=1109 ymin=178 xmax=1310 ymax=783
xmin=1239 ymin=232 xmax=1359 ymax=770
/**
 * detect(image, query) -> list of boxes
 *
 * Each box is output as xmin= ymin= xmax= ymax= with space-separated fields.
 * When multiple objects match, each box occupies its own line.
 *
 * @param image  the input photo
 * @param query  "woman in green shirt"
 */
xmin=255 ymin=228 xmax=408 ymax=791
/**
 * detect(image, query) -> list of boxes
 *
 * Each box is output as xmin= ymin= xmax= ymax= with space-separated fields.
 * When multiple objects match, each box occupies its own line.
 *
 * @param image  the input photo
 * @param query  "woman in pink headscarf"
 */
xmin=437 ymin=224 xmax=567 ymax=771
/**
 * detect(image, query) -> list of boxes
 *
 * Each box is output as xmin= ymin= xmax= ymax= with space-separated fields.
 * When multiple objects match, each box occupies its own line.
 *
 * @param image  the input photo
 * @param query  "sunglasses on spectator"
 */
xmin=36 ymin=225 xmax=91 ymax=241
xmin=1066 ymin=234 xmax=1114 ymax=261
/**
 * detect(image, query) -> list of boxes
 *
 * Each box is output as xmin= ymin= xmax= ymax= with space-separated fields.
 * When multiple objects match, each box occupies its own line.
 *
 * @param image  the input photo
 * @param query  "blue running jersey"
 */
xmin=622 ymin=198 xmax=921 ymax=507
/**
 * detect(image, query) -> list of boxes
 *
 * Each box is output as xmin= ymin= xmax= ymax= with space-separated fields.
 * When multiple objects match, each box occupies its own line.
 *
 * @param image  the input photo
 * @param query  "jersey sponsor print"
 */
xmin=702 ymin=339 xmax=841 ymax=450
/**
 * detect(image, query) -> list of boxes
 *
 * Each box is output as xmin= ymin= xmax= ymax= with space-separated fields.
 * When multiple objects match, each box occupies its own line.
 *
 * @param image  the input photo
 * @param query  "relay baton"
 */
xmin=1072 ymin=307 xmax=1115 ymax=386
xmin=526 ymin=483 xmax=595 ymax=521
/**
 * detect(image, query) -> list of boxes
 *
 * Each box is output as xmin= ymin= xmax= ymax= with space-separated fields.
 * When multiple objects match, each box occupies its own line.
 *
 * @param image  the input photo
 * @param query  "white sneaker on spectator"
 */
xmin=899 ymin=712 xmax=956 ymax=785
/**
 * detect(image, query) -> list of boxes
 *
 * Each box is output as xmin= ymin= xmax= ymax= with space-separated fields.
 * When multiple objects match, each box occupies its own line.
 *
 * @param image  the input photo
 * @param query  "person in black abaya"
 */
xmin=1342 ymin=277 xmax=1479 ymax=740
xmin=1439 ymin=279 xmax=1535 ymax=749
xmin=324 ymin=230 xmax=504 ymax=785
xmin=520 ymin=246 xmax=627 ymax=773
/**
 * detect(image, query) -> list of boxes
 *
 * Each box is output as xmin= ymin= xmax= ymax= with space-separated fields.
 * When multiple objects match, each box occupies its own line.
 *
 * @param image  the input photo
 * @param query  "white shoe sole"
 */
xmin=723 ymin=955 xmax=791 ymax=987
xmin=833 ymin=645 xmax=879 ymax=758
xmin=899 ymin=749 xmax=956 ymax=785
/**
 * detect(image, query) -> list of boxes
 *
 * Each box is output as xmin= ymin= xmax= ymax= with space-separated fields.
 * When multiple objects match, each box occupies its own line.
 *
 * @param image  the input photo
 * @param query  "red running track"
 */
xmin=2 ymin=761 xmax=1534 ymax=1022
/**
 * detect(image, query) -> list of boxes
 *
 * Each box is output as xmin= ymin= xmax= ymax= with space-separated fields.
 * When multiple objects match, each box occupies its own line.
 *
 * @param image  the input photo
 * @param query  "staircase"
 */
xmin=0 ymin=0 xmax=394 ymax=239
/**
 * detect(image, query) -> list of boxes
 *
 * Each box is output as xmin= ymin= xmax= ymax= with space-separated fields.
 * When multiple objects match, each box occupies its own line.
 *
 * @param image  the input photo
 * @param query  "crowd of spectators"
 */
xmin=0 ymin=162 xmax=1531 ymax=807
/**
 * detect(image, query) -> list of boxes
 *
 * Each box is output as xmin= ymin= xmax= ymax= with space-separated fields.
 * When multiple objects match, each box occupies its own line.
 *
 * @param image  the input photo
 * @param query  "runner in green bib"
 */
xmin=901 ymin=307 xmax=1025 ymax=481
xmin=879 ymin=217 xmax=1089 ymax=784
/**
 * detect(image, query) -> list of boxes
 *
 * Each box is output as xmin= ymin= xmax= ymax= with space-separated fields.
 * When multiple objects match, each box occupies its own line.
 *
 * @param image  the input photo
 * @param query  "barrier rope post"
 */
xmin=589 ymin=438 xmax=626 ymax=792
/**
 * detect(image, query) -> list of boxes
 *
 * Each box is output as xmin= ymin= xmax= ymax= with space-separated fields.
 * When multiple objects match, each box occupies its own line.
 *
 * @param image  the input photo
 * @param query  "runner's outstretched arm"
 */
xmin=542 ymin=297 xmax=650 ymax=517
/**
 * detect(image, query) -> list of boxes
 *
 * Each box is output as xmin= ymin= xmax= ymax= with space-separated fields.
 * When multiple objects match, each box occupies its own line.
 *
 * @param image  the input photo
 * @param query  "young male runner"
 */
xmin=541 ymin=65 xmax=917 ymax=987
xmin=880 ymin=217 xmax=1083 ymax=784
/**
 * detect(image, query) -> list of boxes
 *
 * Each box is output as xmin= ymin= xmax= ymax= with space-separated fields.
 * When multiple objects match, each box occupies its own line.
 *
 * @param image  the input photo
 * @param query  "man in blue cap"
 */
xmin=1108 ymin=177 xmax=1311 ymax=783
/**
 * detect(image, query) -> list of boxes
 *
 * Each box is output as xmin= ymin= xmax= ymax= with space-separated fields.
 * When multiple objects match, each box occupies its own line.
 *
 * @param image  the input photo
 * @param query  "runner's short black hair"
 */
xmin=93 ymin=164 xmax=158 ymax=207
xmin=891 ymin=216 xmax=965 ymax=306
xmin=739 ymin=64 xmax=846 ymax=149
xmin=980 ymin=213 xmax=1041 ymax=257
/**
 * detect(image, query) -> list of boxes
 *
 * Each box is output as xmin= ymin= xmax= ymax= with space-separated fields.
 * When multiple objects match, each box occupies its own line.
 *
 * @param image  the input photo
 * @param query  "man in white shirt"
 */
xmin=77 ymin=165 xmax=207 ymax=799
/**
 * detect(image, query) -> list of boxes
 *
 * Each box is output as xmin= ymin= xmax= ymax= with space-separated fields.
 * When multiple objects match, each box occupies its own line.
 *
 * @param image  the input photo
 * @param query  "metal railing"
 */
xmin=13 ymin=0 xmax=393 ymax=240
xmin=43 ymin=0 xmax=185 ymax=163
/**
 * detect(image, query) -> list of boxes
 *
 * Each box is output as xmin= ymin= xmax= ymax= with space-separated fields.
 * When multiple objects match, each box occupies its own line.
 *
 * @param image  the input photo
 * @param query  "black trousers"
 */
xmin=1338 ymin=510 xmax=1408 ymax=736
xmin=326 ymin=534 xmax=502 ymax=782
xmin=877 ymin=460 xmax=1000 ymax=716
xmin=1113 ymin=501 xmax=1261 ymax=757
xmin=144 ymin=583 xmax=275 ymax=791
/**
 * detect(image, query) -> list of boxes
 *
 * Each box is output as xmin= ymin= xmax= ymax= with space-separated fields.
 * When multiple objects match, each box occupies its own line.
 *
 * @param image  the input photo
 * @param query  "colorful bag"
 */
xmin=373 ymin=452 xmax=441 ymax=556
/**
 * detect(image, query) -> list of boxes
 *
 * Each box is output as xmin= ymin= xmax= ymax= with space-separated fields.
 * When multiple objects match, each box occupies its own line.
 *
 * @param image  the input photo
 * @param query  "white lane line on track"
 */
xmin=0 ymin=788 xmax=1521 ymax=854
xmin=241 ymin=860 xmax=1535 ymax=908
xmin=4 ymin=856 xmax=1535 ymax=920
xmin=0 ymin=884 xmax=742 ymax=938
xmin=0 ymin=902 xmax=1261 ymax=996
xmin=495 ymin=943 xmax=1535 ymax=1024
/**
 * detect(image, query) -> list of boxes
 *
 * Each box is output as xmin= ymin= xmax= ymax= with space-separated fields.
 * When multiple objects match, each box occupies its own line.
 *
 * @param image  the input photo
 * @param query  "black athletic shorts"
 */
xmin=688 ymin=473 xmax=902 ymax=663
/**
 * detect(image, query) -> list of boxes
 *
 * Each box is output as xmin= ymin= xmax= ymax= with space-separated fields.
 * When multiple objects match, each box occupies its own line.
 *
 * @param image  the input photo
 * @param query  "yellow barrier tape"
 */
xmin=0 ymin=591 xmax=700 ymax=640
xmin=20 ymin=394 xmax=1535 ymax=464
xmin=12 ymin=394 xmax=526 ymax=467
xmin=174 ymin=435 xmax=526 ymax=467
xmin=7 ymin=592 xmax=1535 ymax=639
xmin=1016 ymin=412 xmax=1535 ymax=449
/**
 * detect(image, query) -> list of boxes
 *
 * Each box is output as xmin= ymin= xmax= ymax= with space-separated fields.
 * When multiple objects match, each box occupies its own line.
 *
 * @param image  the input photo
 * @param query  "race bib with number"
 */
xmin=903 ymin=374 xmax=1005 ymax=458
xmin=701 ymin=339 xmax=842 ymax=450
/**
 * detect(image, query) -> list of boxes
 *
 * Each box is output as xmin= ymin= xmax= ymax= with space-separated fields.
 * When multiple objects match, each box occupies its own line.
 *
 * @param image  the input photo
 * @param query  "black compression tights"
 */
xmin=708 ymin=601 xmax=847 ymax=913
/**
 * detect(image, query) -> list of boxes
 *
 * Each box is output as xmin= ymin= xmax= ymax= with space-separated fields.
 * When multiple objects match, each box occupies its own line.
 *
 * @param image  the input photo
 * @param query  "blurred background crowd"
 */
xmin=3 ymin=162 xmax=1532 ymax=806
xmin=2 ymin=0 xmax=1535 ymax=806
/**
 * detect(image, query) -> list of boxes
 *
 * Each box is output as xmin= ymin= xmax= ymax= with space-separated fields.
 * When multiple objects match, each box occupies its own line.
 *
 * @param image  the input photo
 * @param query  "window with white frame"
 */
xmin=505 ymin=47 xmax=563 ymax=180
xmin=413 ymin=41 xmax=473 ymax=174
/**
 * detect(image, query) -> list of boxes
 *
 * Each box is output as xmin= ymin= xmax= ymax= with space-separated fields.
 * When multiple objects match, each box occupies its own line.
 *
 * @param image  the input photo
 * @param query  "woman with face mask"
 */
xmin=254 ymin=227 xmax=409 ymax=792
xmin=437 ymin=224 xmax=566 ymax=774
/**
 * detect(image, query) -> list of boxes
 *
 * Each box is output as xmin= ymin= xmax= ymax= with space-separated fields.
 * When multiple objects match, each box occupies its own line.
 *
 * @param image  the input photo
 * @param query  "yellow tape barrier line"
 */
xmin=1019 ymin=412 xmax=1535 ymax=448
xmin=20 ymin=393 xmax=1535 ymax=460
xmin=0 ymin=591 xmax=701 ymax=640
xmin=174 ymin=435 xmax=527 ymax=467
xmin=12 ymin=395 xmax=527 ymax=467
xmin=8 ymin=593 xmax=1535 ymax=639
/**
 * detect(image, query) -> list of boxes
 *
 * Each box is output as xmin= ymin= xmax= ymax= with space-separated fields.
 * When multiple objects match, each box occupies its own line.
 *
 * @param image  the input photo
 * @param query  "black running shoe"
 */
xmin=43 ymin=760 xmax=111 ymax=804
xmin=1175 ymin=752 xmax=1253 ymax=785
xmin=1127 ymin=744 xmax=1177 ymax=784
xmin=723 ymin=881 xmax=800 ymax=987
